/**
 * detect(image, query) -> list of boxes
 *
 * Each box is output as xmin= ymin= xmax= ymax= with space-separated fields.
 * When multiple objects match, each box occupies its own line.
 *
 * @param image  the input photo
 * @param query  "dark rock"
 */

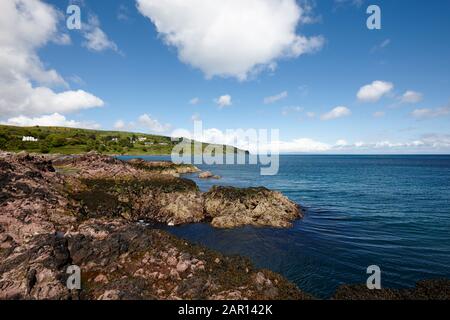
xmin=26 ymin=269 xmax=37 ymax=294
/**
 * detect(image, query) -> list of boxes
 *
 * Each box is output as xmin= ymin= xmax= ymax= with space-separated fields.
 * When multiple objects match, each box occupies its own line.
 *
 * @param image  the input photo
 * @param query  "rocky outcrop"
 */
xmin=127 ymin=158 xmax=200 ymax=177
xmin=69 ymin=176 xmax=204 ymax=225
xmin=52 ymin=152 xmax=199 ymax=179
xmin=51 ymin=153 xmax=302 ymax=229
xmin=204 ymin=186 xmax=302 ymax=228
xmin=0 ymin=152 xmax=310 ymax=300
xmin=332 ymin=279 xmax=450 ymax=300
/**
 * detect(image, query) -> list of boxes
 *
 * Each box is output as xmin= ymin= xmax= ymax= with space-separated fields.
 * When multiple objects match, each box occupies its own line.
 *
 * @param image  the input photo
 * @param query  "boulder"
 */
xmin=198 ymin=171 xmax=221 ymax=179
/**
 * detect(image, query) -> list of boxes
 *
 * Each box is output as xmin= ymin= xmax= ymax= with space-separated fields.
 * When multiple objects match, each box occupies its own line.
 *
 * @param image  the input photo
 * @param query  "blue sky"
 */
xmin=1 ymin=0 xmax=450 ymax=153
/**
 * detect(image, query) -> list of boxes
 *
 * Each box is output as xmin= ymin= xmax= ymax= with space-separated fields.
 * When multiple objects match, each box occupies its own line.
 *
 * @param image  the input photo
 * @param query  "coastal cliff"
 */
xmin=0 ymin=152 xmax=308 ymax=300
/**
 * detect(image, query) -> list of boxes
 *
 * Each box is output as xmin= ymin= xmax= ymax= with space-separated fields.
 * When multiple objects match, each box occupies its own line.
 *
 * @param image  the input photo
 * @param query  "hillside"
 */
xmin=0 ymin=125 xmax=244 ymax=155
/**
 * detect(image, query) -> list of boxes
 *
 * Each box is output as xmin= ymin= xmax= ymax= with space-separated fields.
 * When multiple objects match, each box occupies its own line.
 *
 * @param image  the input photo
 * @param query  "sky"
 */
xmin=1 ymin=0 xmax=450 ymax=154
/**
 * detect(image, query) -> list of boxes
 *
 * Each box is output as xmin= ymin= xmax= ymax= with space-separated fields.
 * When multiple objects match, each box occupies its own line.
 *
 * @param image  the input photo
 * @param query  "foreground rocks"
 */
xmin=204 ymin=186 xmax=302 ymax=228
xmin=333 ymin=279 xmax=450 ymax=300
xmin=0 ymin=219 xmax=308 ymax=300
xmin=0 ymin=152 xmax=309 ymax=300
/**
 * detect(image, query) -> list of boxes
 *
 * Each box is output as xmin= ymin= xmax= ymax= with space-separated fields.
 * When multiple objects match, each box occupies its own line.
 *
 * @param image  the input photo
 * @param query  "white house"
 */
xmin=138 ymin=137 xmax=147 ymax=142
xmin=22 ymin=136 xmax=38 ymax=142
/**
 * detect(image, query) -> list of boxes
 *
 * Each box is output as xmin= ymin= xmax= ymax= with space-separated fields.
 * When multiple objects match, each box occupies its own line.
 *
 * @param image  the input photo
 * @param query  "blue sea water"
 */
xmin=120 ymin=155 xmax=450 ymax=298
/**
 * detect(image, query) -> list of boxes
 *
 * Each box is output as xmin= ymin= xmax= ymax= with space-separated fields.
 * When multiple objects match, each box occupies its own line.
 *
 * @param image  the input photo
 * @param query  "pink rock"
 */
xmin=176 ymin=261 xmax=189 ymax=273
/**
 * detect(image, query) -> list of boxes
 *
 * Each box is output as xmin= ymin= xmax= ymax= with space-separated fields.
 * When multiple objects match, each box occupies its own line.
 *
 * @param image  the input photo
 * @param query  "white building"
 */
xmin=22 ymin=136 xmax=38 ymax=142
xmin=138 ymin=137 xmax=147 ymax=142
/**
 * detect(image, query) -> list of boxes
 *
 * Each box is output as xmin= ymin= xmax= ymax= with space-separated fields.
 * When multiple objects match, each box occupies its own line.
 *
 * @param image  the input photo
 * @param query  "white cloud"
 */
xmin=82 ymin=15 xmax=119 ymax=52
xmin=215 ymin=95 xmax=232 ymax=109
xmin=411 ymin=106 xmax=450 ymax=119
xmin=373 ymin=111 xmax=385 ymax=118
xmin=259 ymin=138 xmax=331 ymax=153
xmin=335 ymin=139 xmax=348 ymax=147
xmin=189 ymin=97 xmax=200 ymax=105
xmin=136 ymin=0 xmax=324 ymax=80
xmin=357 ymin=81 xmax=393 ymax=102
xmin=321 ymin=106 xmax=351 ymax=120
xmin=0 ymin=0 xmax=104 ymax=118
xmin=401 ymin=90 xmax=423 ymax=104
xmin=306 ymin=111 xmax=316 ymax=118
xmin=114 ymin=120 xmax=126 ymax=130
xmin=171 ymin=126 xmax=332 ymax=154
xmin=264 ymin=91 xmax=288 ymax=104
xmin=3 ymin=113 xmax=100 ymax=129
xmin=138 ymin=114 xmax=171 ymax=132
xmin=53 ymin=33 xmax=72 ymax=45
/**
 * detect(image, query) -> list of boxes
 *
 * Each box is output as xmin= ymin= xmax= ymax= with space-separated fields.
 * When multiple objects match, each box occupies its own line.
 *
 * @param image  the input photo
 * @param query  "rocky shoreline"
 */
xmin=0 ymin=152 xmax=307 ymax=300
xmin=0 ymin=152 xmax=448 ymax=300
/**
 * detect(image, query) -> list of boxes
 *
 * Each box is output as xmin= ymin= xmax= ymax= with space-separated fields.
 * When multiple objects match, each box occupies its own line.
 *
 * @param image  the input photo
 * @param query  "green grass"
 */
xmin=0 ymin=125 xmax=246 ymax=156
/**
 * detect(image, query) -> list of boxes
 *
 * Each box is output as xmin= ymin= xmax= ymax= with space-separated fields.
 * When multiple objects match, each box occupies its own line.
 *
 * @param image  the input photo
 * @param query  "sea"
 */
xmin=119 ymin=155 xmax=450 ymax=298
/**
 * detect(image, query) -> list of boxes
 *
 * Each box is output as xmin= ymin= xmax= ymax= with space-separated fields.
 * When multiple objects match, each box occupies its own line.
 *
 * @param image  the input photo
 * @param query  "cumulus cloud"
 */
xmin=321 ymin=106 xmax=351 ymax=120
xmin=2 ymin=113 xmax=100 ymax=129
xmin=264 ymin=91 xmax=288 ymax=104
xmin=357 ymin=81 xmax=393 ymax=102
xmin=0 ymin=0 xmax=104 ymax=118
xmin=373 ymin=111 xmax=385 ymax=118
xmin=411 ymin=105 xmax=450 ymax=119
xmin=401 ymin=90 xmax=423 ymax=104
xmin=82 ymin=15 xmax=119 ymax=52
xmin=215 ymin=95 xmax=232 ymax=109
xmin=136 ymin=0 xmax=324 ymax=80
xmin=138 ymin=114 xmax=171 ymax=132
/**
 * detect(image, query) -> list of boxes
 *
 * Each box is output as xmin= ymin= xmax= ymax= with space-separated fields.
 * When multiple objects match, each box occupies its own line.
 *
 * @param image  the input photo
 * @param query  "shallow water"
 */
xmin=119 ymin=155 xmax=450 ymax=298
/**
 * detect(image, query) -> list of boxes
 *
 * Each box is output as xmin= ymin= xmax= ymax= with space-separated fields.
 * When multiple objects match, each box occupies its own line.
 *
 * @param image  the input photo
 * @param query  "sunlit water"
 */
xmin=119 ymin=155 xmax=450 ymax=298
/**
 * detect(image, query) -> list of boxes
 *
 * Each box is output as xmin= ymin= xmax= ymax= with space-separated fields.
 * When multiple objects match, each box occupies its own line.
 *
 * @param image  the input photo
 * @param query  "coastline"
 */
xmin=0 ymin=151 xmax=448 ymax=300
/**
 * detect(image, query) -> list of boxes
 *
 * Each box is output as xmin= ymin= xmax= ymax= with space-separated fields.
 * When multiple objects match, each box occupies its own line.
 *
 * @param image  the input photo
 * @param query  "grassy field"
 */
xmin=0 ymin=125 xmax=244 ymax=156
